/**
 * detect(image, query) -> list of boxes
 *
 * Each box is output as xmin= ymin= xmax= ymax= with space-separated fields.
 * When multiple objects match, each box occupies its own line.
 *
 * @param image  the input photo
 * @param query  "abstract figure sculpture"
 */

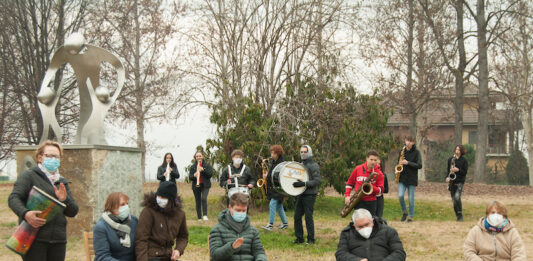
xmin=37 ymin=32 xmax=125 ymax=144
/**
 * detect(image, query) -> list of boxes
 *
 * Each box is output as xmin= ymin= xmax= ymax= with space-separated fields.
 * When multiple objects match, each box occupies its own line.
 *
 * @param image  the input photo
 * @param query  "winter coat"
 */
xmin=345 ymin=163 xmax=385 ymax=201
xmin=464 ymin=217 xmax=526 ymax=261
xmin=335 ymin=217 xmax=406 ymax=261
xmin=135 ymin=193 xmax=188 ymax=261
xmin=301 ymin=157 xmax=321 ymax=195
xmin=266 ymin=156 xmax=284 ymax=201
xmin=157 ymin=164 xmax=180 ymax=183
xmin=189 ymin=160 xmax=214 ymax=189
xmin=93 ymin=215 xmax=138 ymax=261
xmin=220 ymin=164 xmax=255 ymax=189
xmin=209 ymin=209 xmax=267 ymax=261
xmin=397 ymin=145 xmax=422 ymax=186
xmin=8 ymin=167 xmax=78 ymax=244
xmin=446 ymin=155 xmax=468 ymax=184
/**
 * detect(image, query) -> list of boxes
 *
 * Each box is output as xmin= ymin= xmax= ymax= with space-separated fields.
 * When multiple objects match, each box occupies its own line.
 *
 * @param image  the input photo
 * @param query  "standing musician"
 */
xmin=189 ymin=151 xmax=214 ymax=221
xmin=293 ymin=145 xmax=321 ymax=245
xmin=396 ymin=136 xmax=422 ymax=223
xmin=261 ymin=145 xmax=288 ymax=231
xmin=446 ymin=145 xmax=468 ymax=222
xmin=157 ymin=153 xmax=180 ymax=183
xmin=219 ymin=149 xmax=255 ymax=207
xmin=344 ymin=150 xmax=385 ymax=217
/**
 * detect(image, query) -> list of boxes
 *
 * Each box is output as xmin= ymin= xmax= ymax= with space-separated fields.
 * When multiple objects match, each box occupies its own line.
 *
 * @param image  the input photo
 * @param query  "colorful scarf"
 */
xmin=484 ymin=217 xmax=508 ymax=233
xmin=38 ymin=164 xmax=61 ymax=185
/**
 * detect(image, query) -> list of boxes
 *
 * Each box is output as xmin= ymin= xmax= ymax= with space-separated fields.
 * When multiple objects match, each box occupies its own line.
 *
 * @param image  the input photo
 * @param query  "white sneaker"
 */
xmin=203 ymin=216 xmax=209 ymax=221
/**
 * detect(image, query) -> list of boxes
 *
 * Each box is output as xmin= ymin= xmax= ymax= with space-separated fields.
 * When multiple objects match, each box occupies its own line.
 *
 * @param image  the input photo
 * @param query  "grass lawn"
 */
xmin=0 ymin=183 xmax=531 ymax=260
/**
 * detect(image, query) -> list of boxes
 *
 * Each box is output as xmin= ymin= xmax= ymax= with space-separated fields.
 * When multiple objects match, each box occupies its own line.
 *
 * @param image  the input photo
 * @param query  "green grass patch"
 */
xmin=188 ymin=226 xmax=211 ymax=247
xmin=0 ymin=222 xmax=16 ymax=228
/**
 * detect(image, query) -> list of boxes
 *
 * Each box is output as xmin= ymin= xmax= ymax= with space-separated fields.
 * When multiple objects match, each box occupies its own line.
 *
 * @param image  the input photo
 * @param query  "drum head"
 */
xmin=228 ymin=187 xmax=249 ymax=198
xmin=272 ymin=162 xmax=309 ymax=196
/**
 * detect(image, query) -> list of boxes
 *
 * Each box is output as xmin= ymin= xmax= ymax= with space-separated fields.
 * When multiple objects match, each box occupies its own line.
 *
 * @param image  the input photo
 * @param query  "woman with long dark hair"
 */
xmin=188 ymin=151 xmax=213 ymax=221
xmin=135 ymin=181 xmax=188 ymax=261
xmin=157 ymin=153 xmax=180 ymax=183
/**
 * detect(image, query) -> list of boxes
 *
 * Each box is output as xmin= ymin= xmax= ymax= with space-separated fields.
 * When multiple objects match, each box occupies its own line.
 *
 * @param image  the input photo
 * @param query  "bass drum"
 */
xmin=271 ymin=161 xmax=309 ymax=196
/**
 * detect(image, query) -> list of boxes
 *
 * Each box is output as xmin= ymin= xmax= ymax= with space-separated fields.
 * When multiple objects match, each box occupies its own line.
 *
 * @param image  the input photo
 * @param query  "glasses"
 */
xmin=44 ymin=153 xmax=60 ymax=159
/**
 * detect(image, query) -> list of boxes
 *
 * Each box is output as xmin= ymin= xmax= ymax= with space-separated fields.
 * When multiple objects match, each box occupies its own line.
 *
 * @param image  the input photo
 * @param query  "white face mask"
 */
xmin=487 ymin=213 xmax=505 ymax=227
xmin=357 ymin=226 xmax=372 ymax=239
xmin=232 ymin=157 xmax=242 ymax=166
xmin=156 ymin=196 xmax=168 ymax=208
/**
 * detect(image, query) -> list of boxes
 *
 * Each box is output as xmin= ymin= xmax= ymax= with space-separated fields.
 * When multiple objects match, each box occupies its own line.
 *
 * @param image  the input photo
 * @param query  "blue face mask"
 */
xmin=232 ymin=211 xmax=247 ymax=222
xmin=117 ymin=205 xmax=130 ymax=221
xmin=43 ymin=158 xmax=60 ymax=172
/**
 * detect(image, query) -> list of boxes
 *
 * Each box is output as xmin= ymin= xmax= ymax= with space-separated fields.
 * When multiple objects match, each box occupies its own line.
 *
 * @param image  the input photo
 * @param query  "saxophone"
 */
xmin=395 ymin=146 xmax=405 ymax=184
xmin=257 ymin=158 xmax=269 ymax=199
xmin=447 ymin=155 xmax=457 ymax=191
xmin=340 ymin=167 xmax=378 ymax=218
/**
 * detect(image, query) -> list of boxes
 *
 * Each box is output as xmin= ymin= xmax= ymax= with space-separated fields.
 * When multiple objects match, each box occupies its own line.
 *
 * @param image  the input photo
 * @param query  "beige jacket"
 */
xmin=464 ymin=217 xmax=526 ymax=261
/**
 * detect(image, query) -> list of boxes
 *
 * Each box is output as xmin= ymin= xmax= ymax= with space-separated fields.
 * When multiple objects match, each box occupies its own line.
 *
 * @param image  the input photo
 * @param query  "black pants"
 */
xmin=294 ymin=194 xmax=316 ymax=242
xmin=450 ymin=182 xmax=464 ymax=217
xmin=376 ymin=196 xmax=384 ymax=217
xmin=354 ymin=200 xmax=377 ymax=217
xmin=23 ymin=241 xmax=66 ymax=261
xmin=193 ymin=184 xmax=210 ymax=219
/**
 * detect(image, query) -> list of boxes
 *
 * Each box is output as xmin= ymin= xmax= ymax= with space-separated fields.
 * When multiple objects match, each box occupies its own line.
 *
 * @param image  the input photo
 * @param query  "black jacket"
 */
xmin=397 ymin=145 xmax=422 ymax=186
xmin=219 ymin=164 xmax=255 ymax=189
xmin=301 ymin=157 xmax=321 ymax=195
xmin=446 ymin=155 xmax=468 ymax=184
xmin=157 ymin=164 xmax=180 ymax=183
xmin=335 ymin=217 xmax=406 ymax=261
xmin=8 ymin=167 xmax=79 ymax=244
xmin=188 ymin=160 xmax=214 ymax=189
xmin=266 ymin=156 xmax=284 ymax=201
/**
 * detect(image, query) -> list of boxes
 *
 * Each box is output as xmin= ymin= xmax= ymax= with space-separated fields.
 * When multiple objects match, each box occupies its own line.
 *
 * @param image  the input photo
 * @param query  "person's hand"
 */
xmin=361 ymin=259 xmax=368 ymax=261
xmin=194 ymin=172 xmax=199 ymax=178
xmin=198 ymin=166 xmax=204 ymax=172
xmin=170 ymin=249 xmax=180 ymax=260
xmin=227 ymin=179 xmax=232 ymax=184
xmin=25 ymin=211 xmax=46 ymax=228
xmin=400 ymin=159 xmax=408 ymax=165
xmin=262 ymin=173 xmax=267 ymax=179
xmin=446 ymin=177 xmax=450 ymax=183
xmin=344 ymin=197 xmax=351 ymax=205
xmin=452 ymin=167 xmax=459 ymax=172
xmin=247 ymin=184 xmax=253 ymax=189
xmin=232 ymin=237 xmax=244 ymax=249
xmin=54 ymin=182 xmax=67 ymax=201
xmin=293 ymin=180 xmax=305 ymax=187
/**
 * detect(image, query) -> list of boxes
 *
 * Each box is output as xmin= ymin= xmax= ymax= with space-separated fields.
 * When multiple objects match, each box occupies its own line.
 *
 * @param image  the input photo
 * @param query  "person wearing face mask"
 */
xmin=209 ymin=193 xmax=267 ymax=261
xmin=219 ymin=149 xmax=255 ymax=206
xmin=189 ymin=151 xmax=214 ymax=221
xmin=396 ymin=136 xmax=422 ymax=223
xmin=344 ymin=150 xmax=385 ymax=217
xmin=335 ymin=208 xmax=406 ymax=261
xmin=135 ymin=181 xmax=188 ymax=261
xmin=93 ymin=192 xmax=138 ymax=261
xmin=157 ymin=153 xmax=180 ymax=183
xmin=464 ymin=201 xmax=526 ymax=261
xmin=292 ymin=145 xmax=321 ymax=244
xmin=8 ymin=140 xmax=78 ymax=261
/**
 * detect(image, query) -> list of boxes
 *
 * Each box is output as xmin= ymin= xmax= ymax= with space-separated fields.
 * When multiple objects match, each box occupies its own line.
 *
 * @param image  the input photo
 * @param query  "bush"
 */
xmin=425 ymin=141 xmax=475 ymax=183
xmin=506 ymin=150 xmax=530 ymax=185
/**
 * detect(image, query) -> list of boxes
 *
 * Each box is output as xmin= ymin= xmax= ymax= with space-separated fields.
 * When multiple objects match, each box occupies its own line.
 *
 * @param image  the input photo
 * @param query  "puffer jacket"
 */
xmin=209 ymin=209 xmax=267 ymax=261
xmin=464 ymin=217 xmax=526 ymax=261
xmin=135 ymin=193 xmax=188 ymax=261
xmin=8 ymin=167 xmax=78 ymax=244
xmin=301 ymin=157 xmax=321 ymax=195
xmin=335 ymin=217 xmax=406 ymax=261
xmin=397 ymin=144 xmax=422 ymax=186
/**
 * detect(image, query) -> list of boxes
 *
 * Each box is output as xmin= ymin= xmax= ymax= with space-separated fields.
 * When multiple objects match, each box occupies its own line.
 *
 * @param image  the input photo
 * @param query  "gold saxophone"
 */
xmin=447 ymin=155 xmax=457 ymax=191
xmin=340 ymin=167 xmax=378 ymax=218
xmin=257 ymin=158 xmax=269 ymax=199
xmin=395 ymin=146 xmax=405 ymax=184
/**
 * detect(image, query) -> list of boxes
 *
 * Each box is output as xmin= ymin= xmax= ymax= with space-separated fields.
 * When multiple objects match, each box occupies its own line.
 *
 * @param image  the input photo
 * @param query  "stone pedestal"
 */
xmin=15 ymin=145 xmax=143 ymax=235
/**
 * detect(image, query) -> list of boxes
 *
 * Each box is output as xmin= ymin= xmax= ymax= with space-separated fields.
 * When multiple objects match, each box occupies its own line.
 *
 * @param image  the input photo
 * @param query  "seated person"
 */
xmin=94 ymin=192 xmax=138 ymax=261
xmin=209 ymin=193 xmax=267 ymax=261
xmin=335 ymin=208 xmax=406 ymax=261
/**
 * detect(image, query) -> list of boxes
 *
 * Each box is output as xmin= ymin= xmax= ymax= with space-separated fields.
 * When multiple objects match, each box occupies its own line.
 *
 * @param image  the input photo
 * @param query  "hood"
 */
xmin=476 ymin=217 xmax=514 ymax=232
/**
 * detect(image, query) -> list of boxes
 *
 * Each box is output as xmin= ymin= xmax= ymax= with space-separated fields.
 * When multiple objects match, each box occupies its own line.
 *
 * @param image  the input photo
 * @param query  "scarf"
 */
xmin=102 ymin=212 xmax=132 ymax=247
xmin=225 ymin=210 xmax=246 ymax=233
xmin=483 ymin=217 xmax=508 ymax=233
xmin=38 ymin=164 xmax=61 ymax=185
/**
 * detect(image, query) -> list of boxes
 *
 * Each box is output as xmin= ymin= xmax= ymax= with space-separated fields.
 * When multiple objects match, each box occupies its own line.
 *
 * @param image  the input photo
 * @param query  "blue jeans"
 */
xmin=269 ymin=198 xmax=287 ymax=224
xmin=398 ymin=182 xmax=416 ymax=217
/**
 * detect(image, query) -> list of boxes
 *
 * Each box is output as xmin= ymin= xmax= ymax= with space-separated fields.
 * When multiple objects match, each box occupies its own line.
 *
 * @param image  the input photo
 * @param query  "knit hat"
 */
xmin=156 ymin=181 xmax=177 ymax=201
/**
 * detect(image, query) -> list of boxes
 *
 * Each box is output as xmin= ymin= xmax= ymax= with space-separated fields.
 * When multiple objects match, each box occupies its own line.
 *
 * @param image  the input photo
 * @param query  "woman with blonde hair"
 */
xmin=464 ymin=201 xmax=526 ymax=261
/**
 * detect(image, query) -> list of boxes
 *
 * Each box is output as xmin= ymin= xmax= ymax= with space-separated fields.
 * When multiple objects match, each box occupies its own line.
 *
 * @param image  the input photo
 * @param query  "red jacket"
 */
xmin=345 ymin=163 xmax=384 ymax=201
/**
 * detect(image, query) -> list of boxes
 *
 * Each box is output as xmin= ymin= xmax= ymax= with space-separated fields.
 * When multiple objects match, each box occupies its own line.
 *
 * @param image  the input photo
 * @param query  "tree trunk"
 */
xmin=406 ymin=0 xmax=415 ymax=138
xmin=474 ymin=0 xmax=489 ymax=183
xmin=454 ymin=0 xmax=466 ymax=146
xmin=133 ymin=0 xmax=146 ymax=183
xmin=523 ymin=108 xmax=533 ymax=186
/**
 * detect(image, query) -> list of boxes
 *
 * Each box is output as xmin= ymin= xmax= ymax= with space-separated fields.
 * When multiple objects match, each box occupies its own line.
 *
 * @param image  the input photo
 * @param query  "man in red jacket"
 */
xmin=344 ymin=150 xmax=384 ymax=216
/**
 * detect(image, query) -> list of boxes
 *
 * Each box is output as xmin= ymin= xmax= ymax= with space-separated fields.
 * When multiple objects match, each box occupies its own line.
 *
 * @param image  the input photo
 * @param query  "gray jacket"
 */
xmin=301 ymin=158 xmax=321 ymax=195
